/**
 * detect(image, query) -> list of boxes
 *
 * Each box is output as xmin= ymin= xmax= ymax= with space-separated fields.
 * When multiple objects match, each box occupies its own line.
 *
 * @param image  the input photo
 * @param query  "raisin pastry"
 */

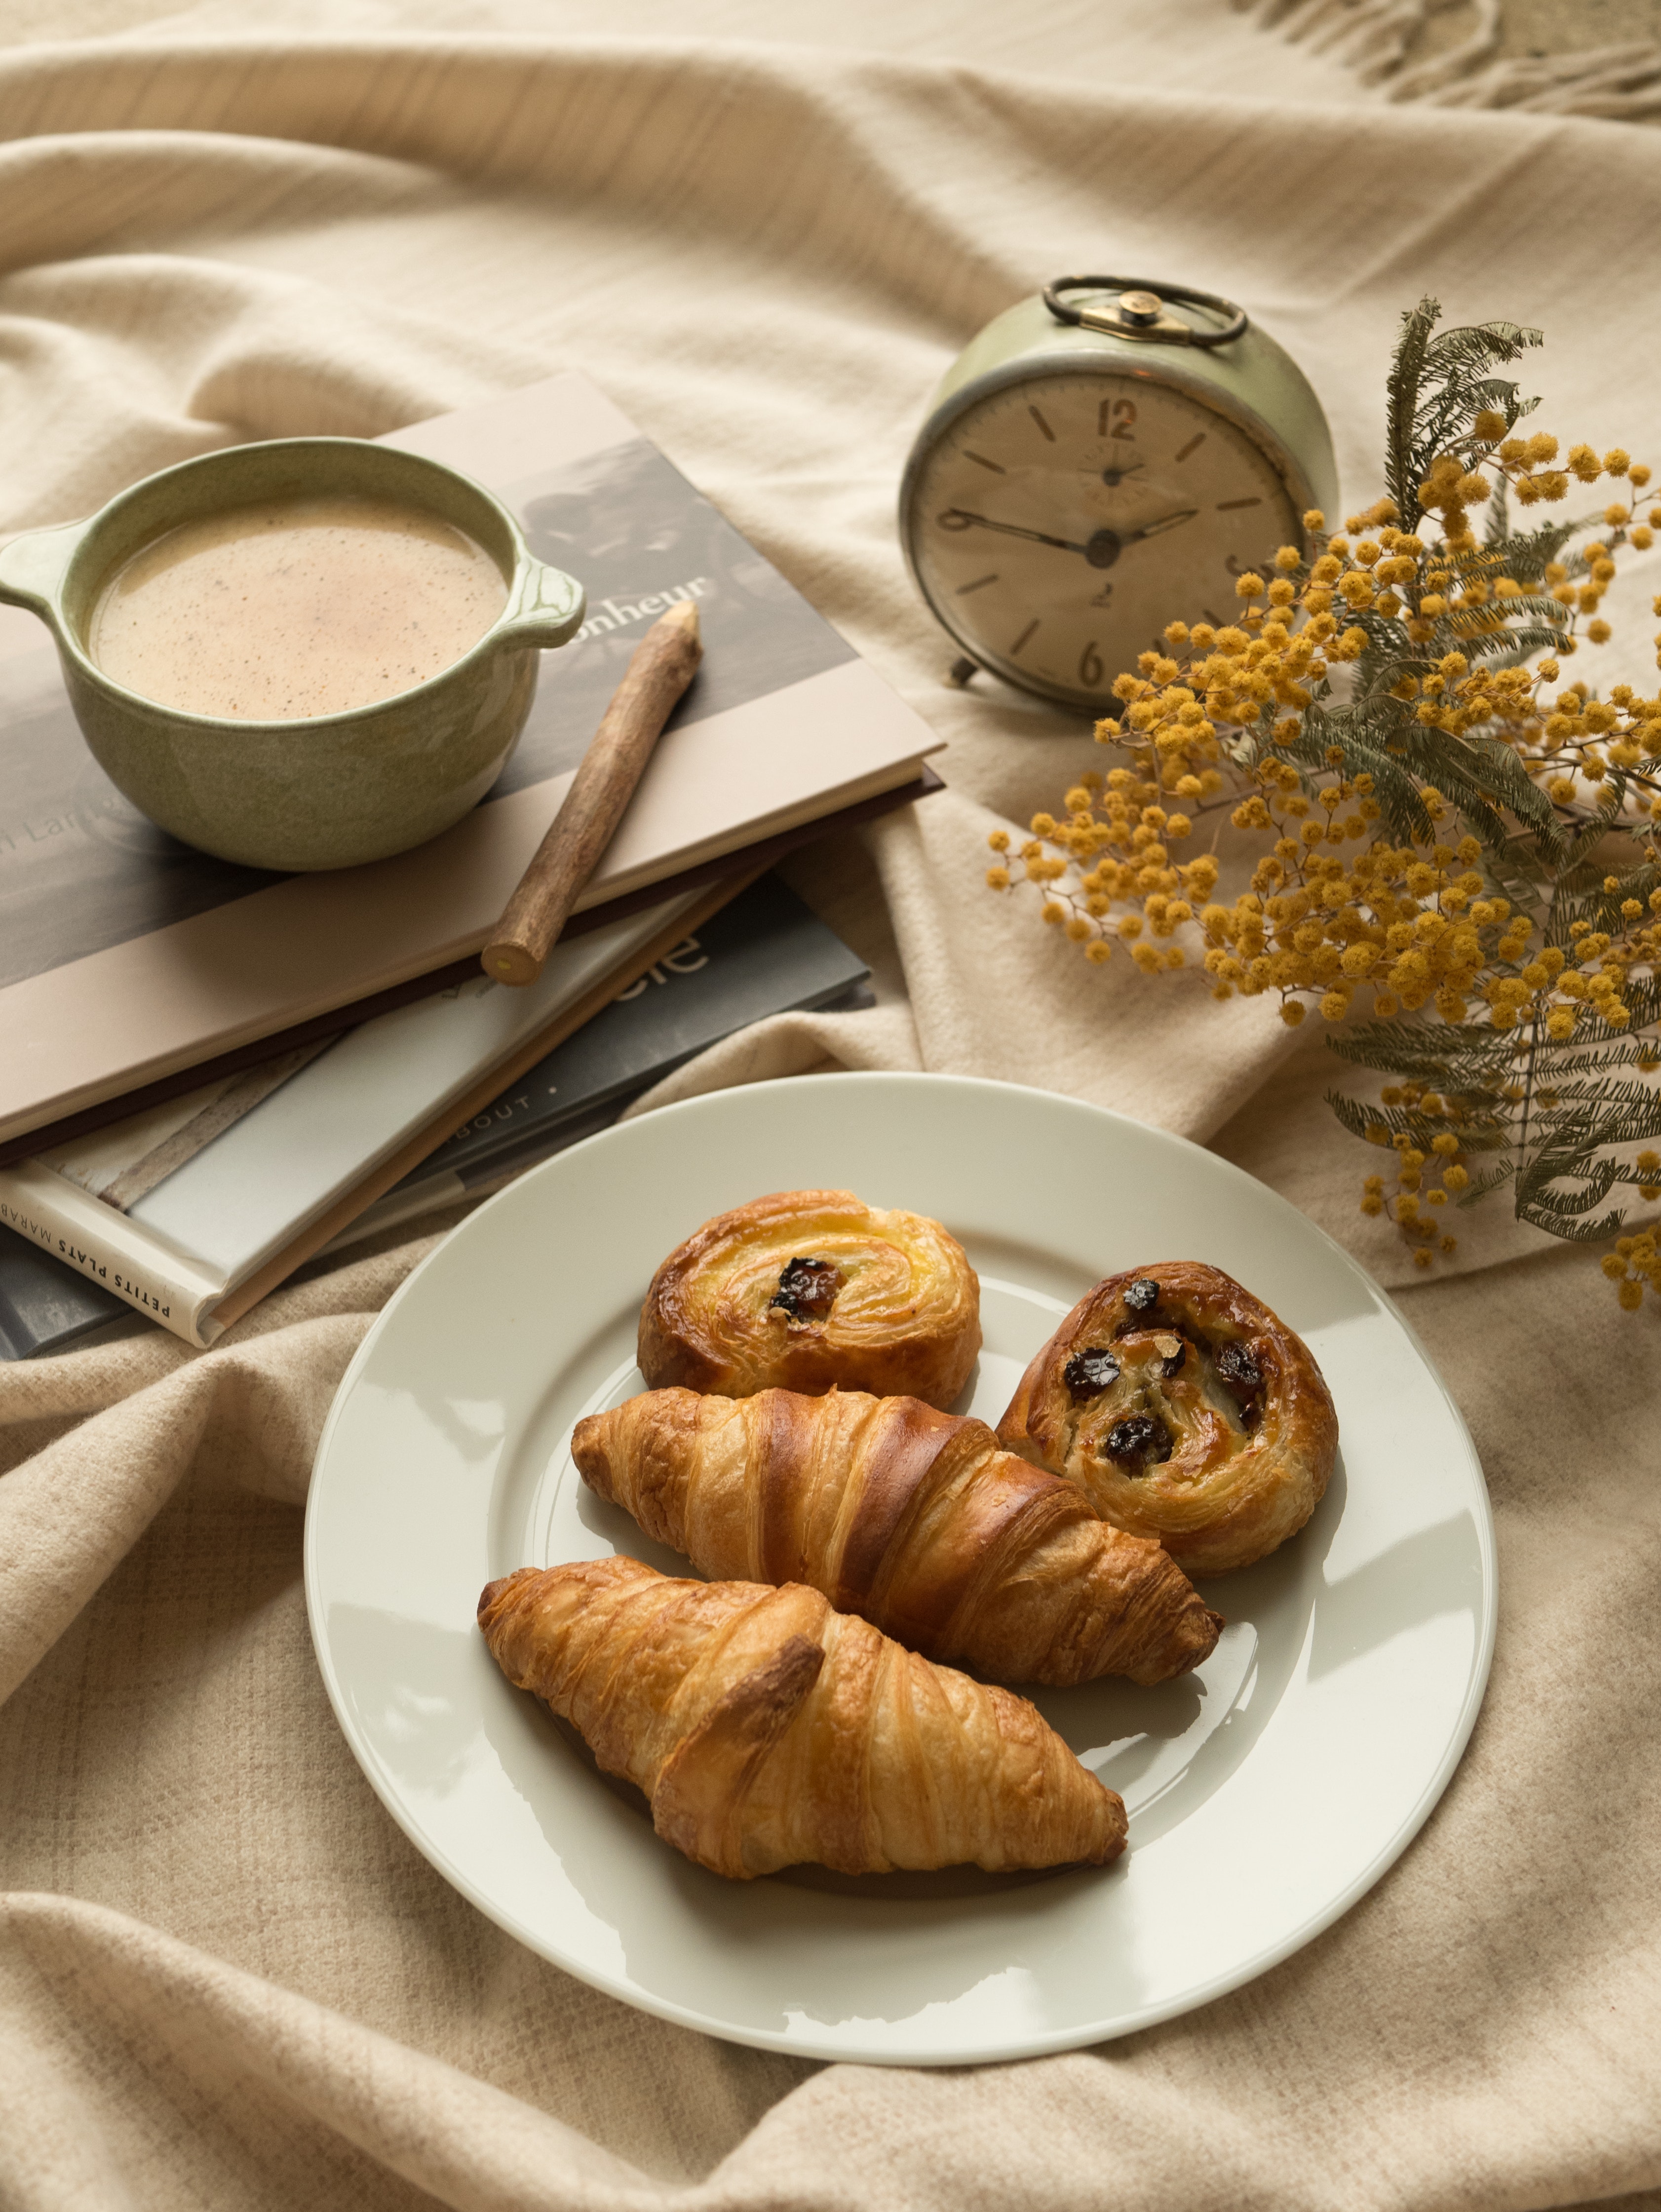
xmin=479 ymin=1556 xmax=1126 ymax=1879
xmin=574 ymin=1386 xmax=1220 ymax=1685
xmin=997 ymin=1261 xmax=1338 ymax=1576
xmin=637 ymin=1189 xmax=980 ymax=1410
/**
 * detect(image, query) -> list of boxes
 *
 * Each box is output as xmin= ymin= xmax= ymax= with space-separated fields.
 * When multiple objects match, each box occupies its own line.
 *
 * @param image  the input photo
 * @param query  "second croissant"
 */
xmin=572 ymin=1386 xmax=1222 ymax=1686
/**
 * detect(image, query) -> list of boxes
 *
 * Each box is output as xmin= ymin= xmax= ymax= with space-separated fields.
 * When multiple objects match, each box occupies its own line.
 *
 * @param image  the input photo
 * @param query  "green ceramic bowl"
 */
xmin=0 ymin=437 xmax=585 ymax=872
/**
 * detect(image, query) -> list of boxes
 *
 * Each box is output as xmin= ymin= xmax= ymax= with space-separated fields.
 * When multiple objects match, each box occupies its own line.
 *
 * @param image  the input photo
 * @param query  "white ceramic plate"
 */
xmin=305 ymin=1072 xmax=1494 ymax=2066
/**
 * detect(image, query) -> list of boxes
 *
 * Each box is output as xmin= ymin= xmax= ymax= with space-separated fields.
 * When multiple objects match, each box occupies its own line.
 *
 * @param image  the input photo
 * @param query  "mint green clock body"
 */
xmin=899 ymin=277 xmax=1340 ymax=712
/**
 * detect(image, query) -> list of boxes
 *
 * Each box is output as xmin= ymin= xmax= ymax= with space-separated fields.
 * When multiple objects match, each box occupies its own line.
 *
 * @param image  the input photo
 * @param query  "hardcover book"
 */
xmin=0 ymin=1227 xmax=135 ymax=1361
xmin=0 ymin=884 xmax=727 ymax=1348
xmin=0 ymin=370 xmax=943 ymax=1148
xmin=329 ymin=872 xmax=872 ymax=1251
xmin=0 ymin=874 xmax=870 ymax=1358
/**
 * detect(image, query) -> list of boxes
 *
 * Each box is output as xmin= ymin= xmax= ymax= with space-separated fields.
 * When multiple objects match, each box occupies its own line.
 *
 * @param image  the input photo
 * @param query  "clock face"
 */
xmin=906 ymin=369 xmax=1304 ymax=707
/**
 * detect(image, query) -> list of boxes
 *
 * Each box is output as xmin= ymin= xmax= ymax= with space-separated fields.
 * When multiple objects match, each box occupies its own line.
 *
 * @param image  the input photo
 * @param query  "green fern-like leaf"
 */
xmin=1384 ymin=297 xmax=1442 ymax=528
xmin=1383 ymin=300 xmax=1545 ymax=526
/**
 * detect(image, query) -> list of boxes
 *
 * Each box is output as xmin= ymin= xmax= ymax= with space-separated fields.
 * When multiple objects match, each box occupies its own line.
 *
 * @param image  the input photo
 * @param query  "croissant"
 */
xmin=637 ymin=1188 xmax=980 ymax=1410
xmin=997 ymin=1261 xmax=1338 ymax=1576
xmin=478 ymin=1555 xmax=1126 ymax=1878
xmin=572 ymin=1386 xmax=1221 ymax=1685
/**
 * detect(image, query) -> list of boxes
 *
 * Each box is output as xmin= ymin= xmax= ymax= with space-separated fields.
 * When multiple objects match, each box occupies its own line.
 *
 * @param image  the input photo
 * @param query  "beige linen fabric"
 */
xmin=3 ymin=6 xmax=1660 ymax=2205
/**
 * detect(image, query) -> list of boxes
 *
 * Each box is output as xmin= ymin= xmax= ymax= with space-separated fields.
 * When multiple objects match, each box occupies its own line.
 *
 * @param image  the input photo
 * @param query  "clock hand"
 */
xmin=938 ymin=505 xmax=1199 ymax=575
xmin=1125 ymin=507 xmax=1199 ymax=541
xmin=1074 ymin=509 xmax=1201 ymax=568
xmin=937 ymin=508 xmax=1094 ymax=554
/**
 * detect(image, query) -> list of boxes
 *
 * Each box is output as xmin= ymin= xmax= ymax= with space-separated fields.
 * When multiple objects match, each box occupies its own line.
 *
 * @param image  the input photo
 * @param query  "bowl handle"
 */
xmin=494 ymin=559 xmax=585 ymax=651
xmin=0 ymin=519 xmax=84 ymax=625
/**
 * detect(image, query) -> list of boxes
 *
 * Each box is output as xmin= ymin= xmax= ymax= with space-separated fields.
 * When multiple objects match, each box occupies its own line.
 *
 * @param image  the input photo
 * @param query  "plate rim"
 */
xmin=304 ymin=1068 xmax=1497 ymax=2065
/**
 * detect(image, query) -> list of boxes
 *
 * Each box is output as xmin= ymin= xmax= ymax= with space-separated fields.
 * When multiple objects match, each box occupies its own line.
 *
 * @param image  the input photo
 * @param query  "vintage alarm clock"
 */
xmin=899 ymin=275 xmax=1339 ymax=712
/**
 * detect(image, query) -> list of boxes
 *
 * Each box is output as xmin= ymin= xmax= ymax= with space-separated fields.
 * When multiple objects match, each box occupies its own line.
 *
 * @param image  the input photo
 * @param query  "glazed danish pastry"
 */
xmin=574 ymin=1386 xmax=1221 ymax=1686
xmin=478 ymin=1556 xmax=1126 ymax=1878
xmin=637 ymin=1189 xmax=981 ymax=1410
xmin=997 ymin=1261 xmax=1337 ymax=1576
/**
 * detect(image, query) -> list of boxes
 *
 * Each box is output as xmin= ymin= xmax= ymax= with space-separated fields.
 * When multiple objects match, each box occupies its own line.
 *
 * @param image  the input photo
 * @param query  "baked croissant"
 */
xmin=637 ymin=1188 xmax=980 ymax=1411
xmin=997 ymin=1261 xmax=1338 ymax=1576
xmin=574 ymin=1386 xmax=1221 ymax=1686
xmin=478 ymin=1555 xmax=1126 ymax=1878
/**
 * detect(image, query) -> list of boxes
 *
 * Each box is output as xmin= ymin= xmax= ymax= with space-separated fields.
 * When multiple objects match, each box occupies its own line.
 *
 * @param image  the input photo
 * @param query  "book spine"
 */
xmin=0 ymin=1163 xmax=229 ymax=1348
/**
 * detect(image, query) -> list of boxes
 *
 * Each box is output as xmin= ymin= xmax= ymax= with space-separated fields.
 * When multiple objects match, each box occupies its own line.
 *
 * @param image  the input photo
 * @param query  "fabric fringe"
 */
xmin=1236 ymin=0 xmax=1661 ymax=116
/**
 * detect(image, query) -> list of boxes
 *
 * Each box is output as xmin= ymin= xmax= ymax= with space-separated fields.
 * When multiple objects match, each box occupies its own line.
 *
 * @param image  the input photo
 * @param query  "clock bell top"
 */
xmin=916 ymin=280 xmax=1340 ymax=529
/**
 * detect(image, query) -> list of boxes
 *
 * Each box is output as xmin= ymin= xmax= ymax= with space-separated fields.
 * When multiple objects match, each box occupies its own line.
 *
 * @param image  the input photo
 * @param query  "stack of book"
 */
xmin=0 ymin=374 xmax=940 ymax=1358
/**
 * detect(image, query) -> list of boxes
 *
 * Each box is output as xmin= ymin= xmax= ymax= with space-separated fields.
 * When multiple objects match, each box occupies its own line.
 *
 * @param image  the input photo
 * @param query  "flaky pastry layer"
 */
xmin=574 ymin=1386 xmax=1221 ymax=1685
xmin=478 ymin=1556 xmax=1125 ymax=1877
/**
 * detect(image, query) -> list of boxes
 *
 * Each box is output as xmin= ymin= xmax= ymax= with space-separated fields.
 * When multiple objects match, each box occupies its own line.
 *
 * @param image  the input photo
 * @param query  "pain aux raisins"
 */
xmin=1062 ymin=1346 xmax=1121 ymax=1401
xmin=768 ymin=1256 xmax=843 ymax=1326
xmin=1103 ymin=1413 xmax=1172 ymax=1472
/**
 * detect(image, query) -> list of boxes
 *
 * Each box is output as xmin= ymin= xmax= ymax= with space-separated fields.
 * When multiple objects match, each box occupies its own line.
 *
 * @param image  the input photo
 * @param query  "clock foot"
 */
xmin=944 ymin=655 xmax=980 ymax=688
